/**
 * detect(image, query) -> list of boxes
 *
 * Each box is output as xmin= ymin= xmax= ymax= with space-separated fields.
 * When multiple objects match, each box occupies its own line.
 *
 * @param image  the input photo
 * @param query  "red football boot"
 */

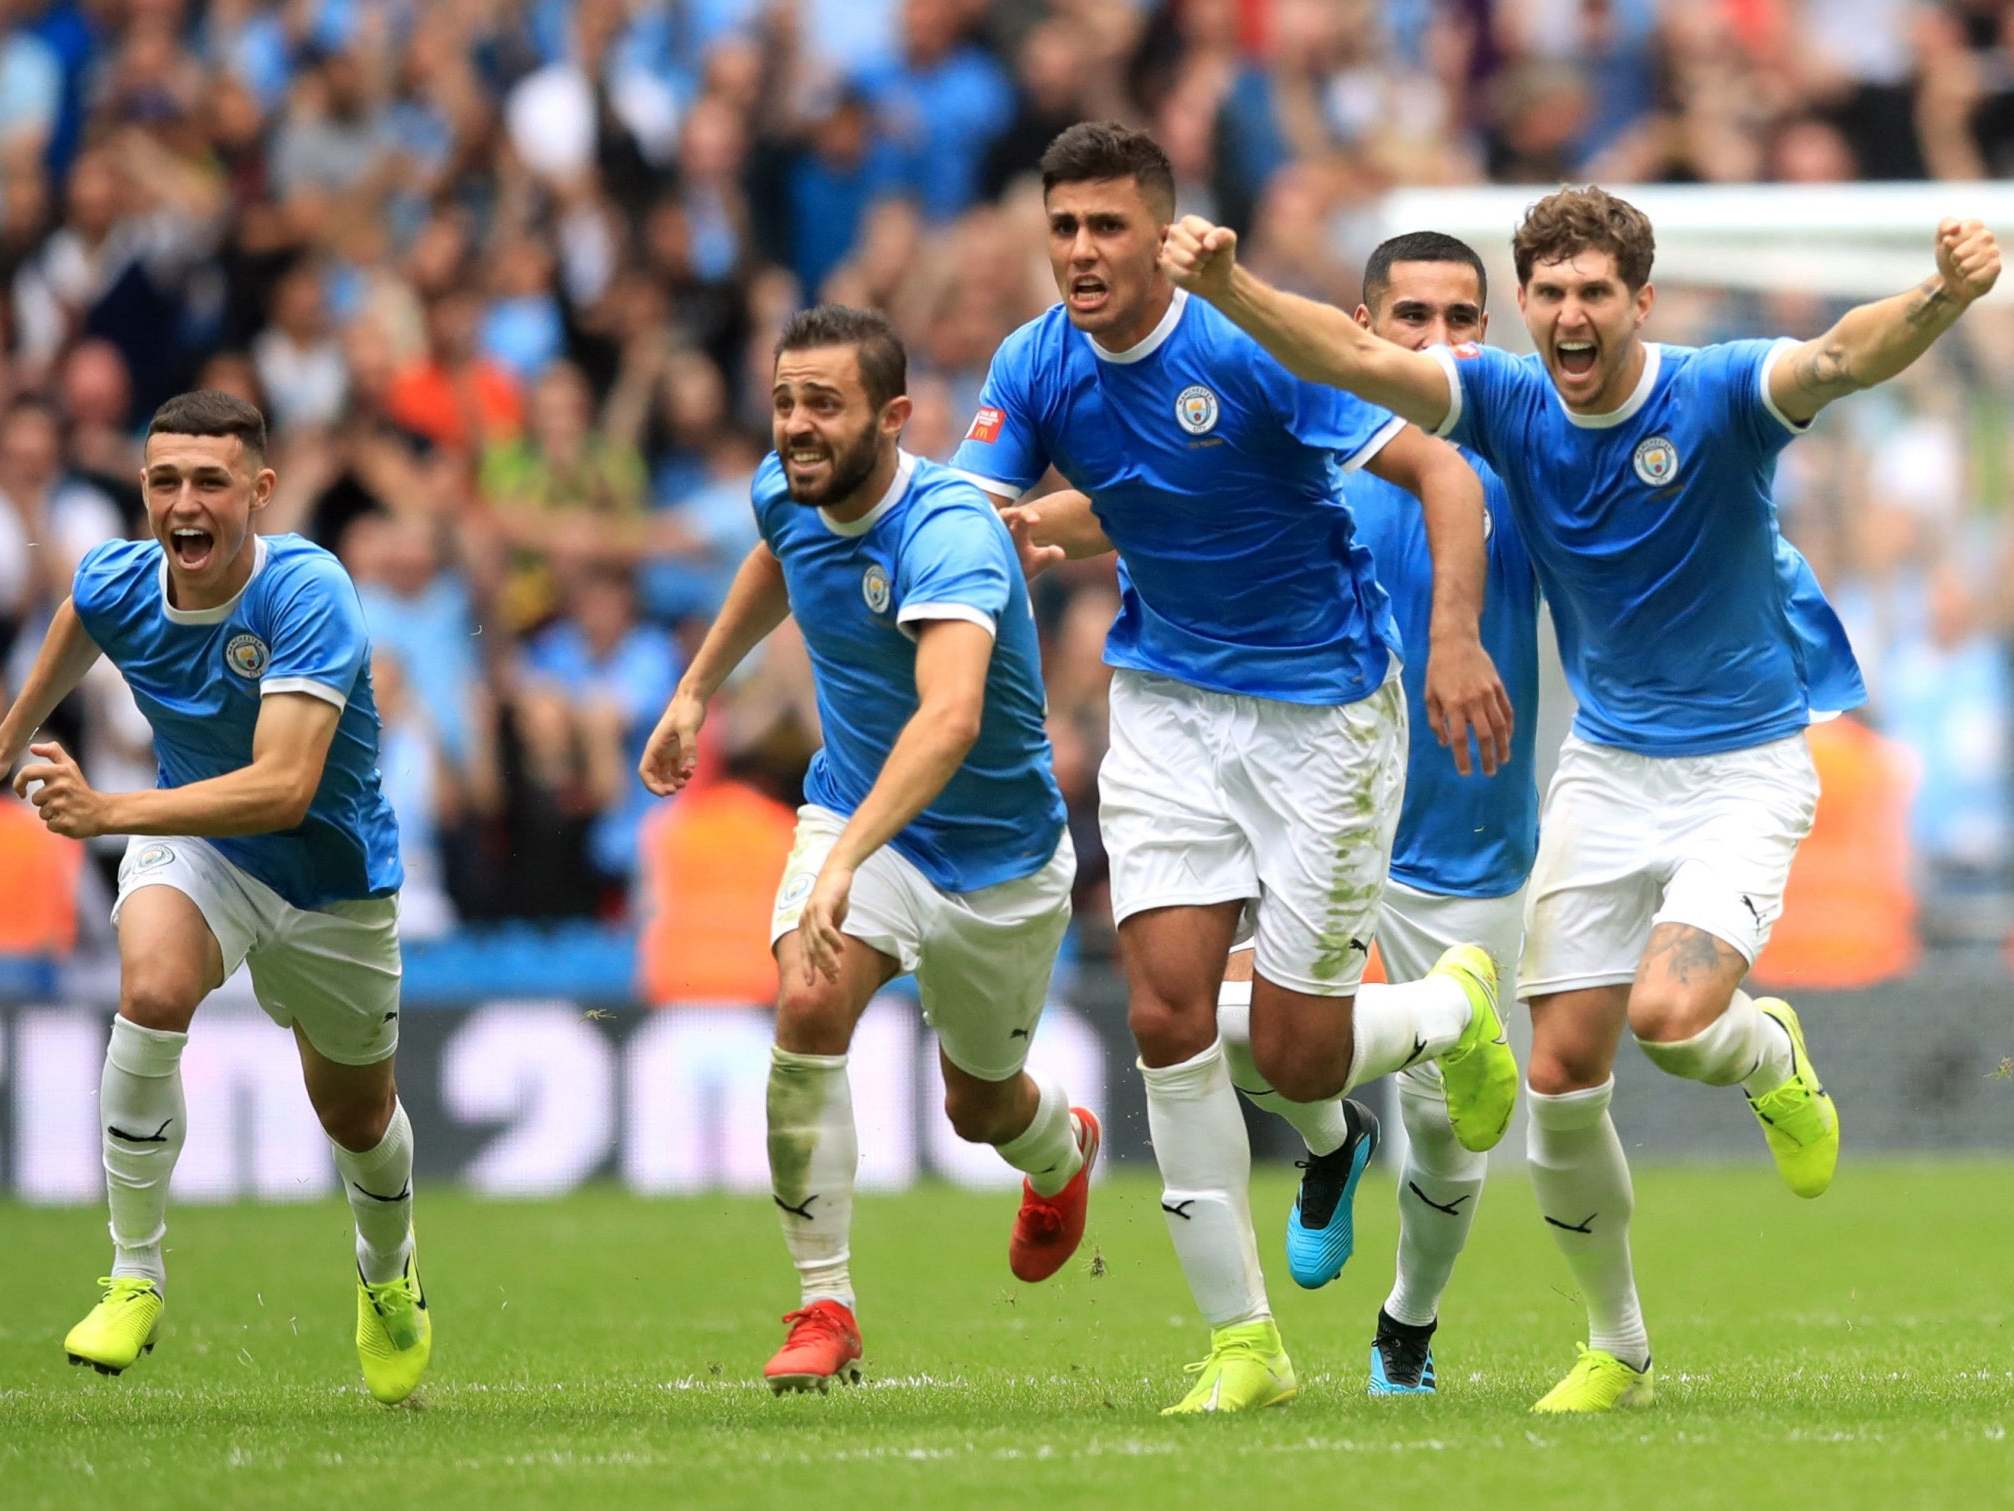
xmin=763 ymin=1299 xmax=864 ymax=1394
xmin=1009 ymin=1107 xmax=1101 ymax=1282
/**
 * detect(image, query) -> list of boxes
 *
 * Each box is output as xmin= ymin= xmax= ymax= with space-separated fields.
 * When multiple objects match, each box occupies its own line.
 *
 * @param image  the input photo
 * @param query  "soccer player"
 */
xmin=0 ymin=391 xmax=427 ymax=1404
xmin=950 ymin=121 xmax=1519 ymax=1415
xmin=1164 ymin=188 xmax=1996 ymax=1411
xmin=638 ymin=305 xmax=1095 ymax=1395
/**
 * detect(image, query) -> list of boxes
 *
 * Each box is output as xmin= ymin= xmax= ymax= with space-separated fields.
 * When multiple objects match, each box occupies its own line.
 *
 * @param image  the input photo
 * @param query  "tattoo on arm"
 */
xmin=1902 ymin=275 xmax=1956 ymax=332
xmin=1789 ymin=341 xmax=1855 ymax=399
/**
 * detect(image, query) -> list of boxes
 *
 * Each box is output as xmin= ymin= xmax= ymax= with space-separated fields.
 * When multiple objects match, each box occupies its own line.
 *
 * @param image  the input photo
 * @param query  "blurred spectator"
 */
xmin=855 ymin=0 xmax=1014 ymax=221
xmin=0 ymin=7 xmax=62 ymax=161
xmin=253 ymin=261 xmax=348 ymax=433
xmin=503 ymin=0 xmax=680 ymax=197
xmin=385 ymin=290 xmax=524 ymax=454
xmin=0 ymin=395 xmax=120 ymax=666
xmin=511 ymin=562 xmax=681 ymax=907
xmin=371 ymin=649 xmax=459 ymax=941
xmin=0 ymin=787 xmax=83 ymax=957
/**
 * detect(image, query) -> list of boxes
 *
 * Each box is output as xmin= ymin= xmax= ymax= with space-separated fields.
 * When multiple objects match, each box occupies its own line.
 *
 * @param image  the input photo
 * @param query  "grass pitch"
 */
xmin=3 ymin=1162 xmax=2009 ymax=1509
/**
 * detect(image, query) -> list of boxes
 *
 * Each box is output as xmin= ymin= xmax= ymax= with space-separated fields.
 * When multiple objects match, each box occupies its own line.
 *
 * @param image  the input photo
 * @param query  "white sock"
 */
xmin=1526 ymin=1079 xmax=1649 ymax=1370
xmin=1384 ymin=1070 xmax=1487 ymax=1328
xmin=768 ymin=1046 xmax=857 ymax=1310
xmin=1636 ymin=989 xmax=1793 ymax=1092
xmin=1218 ymin=979 xmax=1350 ymax=1156
xmin=995 ymin=1074 xmax=1083 ymax=1197
xmin=1344 ymin=976 xmax=1472 ymax=1096
xmin=1141 ymin=1039 xmax=1269 ymax=1327
xmin=100 ymin=1016 xmax=188 ymax=1292
xmin=330 ymin=1099 xmax=415 ymax=1284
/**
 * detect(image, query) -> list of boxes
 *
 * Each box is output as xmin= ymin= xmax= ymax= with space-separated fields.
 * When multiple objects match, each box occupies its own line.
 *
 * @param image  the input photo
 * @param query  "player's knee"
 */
xmin=1627 ymin=978 xmax=1726 ymax=1045
xmin=1252 ymin=1043 xmax=1346 ymax=1105
xmin=1127 ymin=993 xmax=1215 ymax=1067
xmin=940 ymin=1081 xmax=1018 ymax=1144
xmin=774 ymin=979 xmax=855 ymax=1055
xmin=118 ymin=973 xmax=203 ymax=1034
xmin=313 ymin=1085 xmax=395 ymax=1153
xmin=1526 ymin=1042 xmax=1609 ymax=1096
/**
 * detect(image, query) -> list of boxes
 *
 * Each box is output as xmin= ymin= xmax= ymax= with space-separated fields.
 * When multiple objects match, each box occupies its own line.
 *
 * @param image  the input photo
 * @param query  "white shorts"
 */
xmin=111 ymin=836 xmax=403 ymax=1066
xmin=1101 ymin=666 xmax=1406 ymax=997
xmin=769 ymin=805 xmax=1075 ymax=1082
xmin=1376 ymin=879 xmax=1526 ymax=1099
xmin=1519 ymin=732 xmax=1820 ymax=999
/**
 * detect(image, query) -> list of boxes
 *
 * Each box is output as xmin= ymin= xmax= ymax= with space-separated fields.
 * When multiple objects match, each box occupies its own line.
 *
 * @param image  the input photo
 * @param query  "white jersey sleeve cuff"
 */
xmin=1425 ymin=345 xmax=1464 ymax=439
xmin=261 ymin=676 xmax=349 ymax=710
xmin=1343 ymin=413 xmax=1407 ymax=472
xmin=1757 ymin=337 xmax=1814 ymax=435
xmin=895 ymin=602 xmax=998 ymax=642
xmin=947 ymin=468 xmax=1026 ymax=503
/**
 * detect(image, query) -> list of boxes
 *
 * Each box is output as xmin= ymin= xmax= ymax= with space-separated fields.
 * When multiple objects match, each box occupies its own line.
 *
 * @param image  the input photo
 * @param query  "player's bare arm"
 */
xmin=0 ymin=596 xmax=103 ymax=773
xmin=797 ymin=617 xmax=994 ymax=984
xmin=638 ymin=541 xmax=791 ymax=796
xmin=1161 ymin=216 xmax=1456 ymax=430
xmin=1769 ymin=218 xmax=2001 ymax=424
xmin=16 ymin=690 xmax=341 ymax=840
xmin=1360 ymin=426 xmax=1512 ymax=777
xmin=991 ymin=488 xmax=1113 ymax=577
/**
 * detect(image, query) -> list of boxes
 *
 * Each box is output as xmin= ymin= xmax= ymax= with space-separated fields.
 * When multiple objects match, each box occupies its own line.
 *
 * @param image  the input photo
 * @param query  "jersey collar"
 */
xmin=819 ymin=449 xmax=914 ymax=537
xmin=1084 ymin=287 xmax=1187 ymax=365
xmin=160 ymin=533 xmax=269 ymax=624
xmin=1556 ymin=341 xmax=1661 ymax=429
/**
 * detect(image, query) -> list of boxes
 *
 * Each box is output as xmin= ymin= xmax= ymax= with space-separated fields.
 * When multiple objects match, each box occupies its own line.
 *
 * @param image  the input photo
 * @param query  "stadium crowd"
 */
xmin=2 ymin=0 xmax=2011 ymax=983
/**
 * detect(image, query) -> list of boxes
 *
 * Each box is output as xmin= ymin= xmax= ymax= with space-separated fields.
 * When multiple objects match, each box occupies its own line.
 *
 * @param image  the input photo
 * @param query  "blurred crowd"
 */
xmin=2 ymin=0 xmax=2011 ymax=981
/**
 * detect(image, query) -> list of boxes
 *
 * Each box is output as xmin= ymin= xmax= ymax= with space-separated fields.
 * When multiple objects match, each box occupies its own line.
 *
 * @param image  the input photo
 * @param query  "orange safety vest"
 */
xmin=0 ymin=800 xmax=82 ymax=955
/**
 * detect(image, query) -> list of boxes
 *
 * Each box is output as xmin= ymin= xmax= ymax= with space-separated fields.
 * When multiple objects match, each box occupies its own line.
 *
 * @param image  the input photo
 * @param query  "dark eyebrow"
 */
xmin=773 ymin=380 xmax=844 ymax=399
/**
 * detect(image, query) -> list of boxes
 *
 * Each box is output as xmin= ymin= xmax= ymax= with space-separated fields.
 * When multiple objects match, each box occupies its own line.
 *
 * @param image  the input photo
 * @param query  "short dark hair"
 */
xmin=773 ymin=304 xmax=907 ymax=411
xmin=147 ymin=390 xmax=269 ymax=463
xmin=1513 ymin=185 xmax=1656 ymax=290
xmin=1363 ymin=231 xmax=1488 ymax=312
xmin=1039 ymin=121 xmax=1175 ymax=219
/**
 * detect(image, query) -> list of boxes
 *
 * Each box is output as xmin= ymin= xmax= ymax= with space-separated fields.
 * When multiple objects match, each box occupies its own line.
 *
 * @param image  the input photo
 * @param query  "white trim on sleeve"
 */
xmin=1342 ymin=413 xmax=1407 ymax=472
xmin=894 ymin=602 xmax=998 ymax=643
xmin=1757 ymin=337 xmax=1815 ymax=435
xmin=947 ymin=467 xmax=1026 ymax=502
xmin=261 ymin=676 xmax=348 ymax=710
xmin=1425 ymin=345 xmax=1464 ymax=439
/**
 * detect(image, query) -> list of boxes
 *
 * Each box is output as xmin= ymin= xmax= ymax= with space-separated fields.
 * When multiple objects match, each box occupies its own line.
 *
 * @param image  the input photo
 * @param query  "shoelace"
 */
xmin=1377 ymin=1332 xmax=1432 ymax=1383
xmin=1018 ymin=1196 xmax=1066 ymax=1236
xmin=366 ymin=1275 xmax=421 ymax=1318
xmin=779 ymin=1306 xmax=850 ymax=1345
xmin=95 ymin=1276 xmax=156 ymax=1303
xmin=1751 ymin=1075 xmax=1823 ymax=1141
xmin=1181 ymin=1337 xmax=1271 ymax=1375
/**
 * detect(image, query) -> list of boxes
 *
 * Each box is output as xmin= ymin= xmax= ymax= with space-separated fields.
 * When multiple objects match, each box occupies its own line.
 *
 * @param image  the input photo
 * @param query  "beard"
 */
xmin=783 ymin=422 xmax=883 ymax=508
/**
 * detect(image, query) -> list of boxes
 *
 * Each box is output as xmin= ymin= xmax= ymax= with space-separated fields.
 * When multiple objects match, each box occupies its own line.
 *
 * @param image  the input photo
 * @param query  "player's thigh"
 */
xmin=1235 ymin=674 xmax=1406 ymax=999
xmin=293 ymin=1025 xmax=398 ymax=1152
xmin=770 ymin=805 xmax=913 ymax=1052
xmin=248 ymin=895 xmax=403 ymax=1069
xmin=1653 ymin=733 xmax=1820 ymax=971
xmin=916 ymin=830 xmax=1075 ymax=1084
xmin=1098 ymin=670 xmax=1257 ymax=926
xmin=1518 ymin=737 xmax=1666 ymax=1003
xmin=112 ymin=838 xmax=255 ymax=1030
xmin=1386 ymin=884 xmax=1526 ymax=1098
xmin=1118 ymin=900 xmax=1245 ymax=1065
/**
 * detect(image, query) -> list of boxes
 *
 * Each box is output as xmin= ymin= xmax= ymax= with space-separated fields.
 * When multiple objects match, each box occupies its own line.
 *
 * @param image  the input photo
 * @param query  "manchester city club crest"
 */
xmin=781 ymin=871 xmax=814 ymax=906
xmin=862 ymin=563 xmax=891 ymax=614
xmin=1632 ymin=434 xmax=1680 ymax=487
xmin=226 ymin=632 xmax=269 ymax=678
xmin=1175 ymin=383 xmax=1219 ymax=436
xmin=133 ymin=843 xmax=175 ymax=872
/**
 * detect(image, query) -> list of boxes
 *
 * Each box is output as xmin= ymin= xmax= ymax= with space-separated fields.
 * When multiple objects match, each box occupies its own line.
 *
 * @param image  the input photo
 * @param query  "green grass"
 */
xmin=3 ymin=1163 xmax=2010 ymax=1508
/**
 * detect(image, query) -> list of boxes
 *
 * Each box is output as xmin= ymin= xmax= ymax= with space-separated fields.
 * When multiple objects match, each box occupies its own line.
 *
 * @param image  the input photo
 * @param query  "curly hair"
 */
xmin=1512 ymin=186 xmax=1656 ymax=290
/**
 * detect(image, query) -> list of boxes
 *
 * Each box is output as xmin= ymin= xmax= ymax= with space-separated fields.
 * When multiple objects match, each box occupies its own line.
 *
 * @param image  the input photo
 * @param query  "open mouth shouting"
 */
xmin=167 ymin=524 xmax=216 ymax=572
xmin=1068 ymin=273 xmax=1110 ymax=317
xmin=1555 ymin=337 xmax=1598 ymax=382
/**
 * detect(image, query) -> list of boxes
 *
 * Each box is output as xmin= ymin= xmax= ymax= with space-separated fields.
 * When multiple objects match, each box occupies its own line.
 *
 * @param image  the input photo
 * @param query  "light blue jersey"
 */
xmin=1346 ymin=449 xmax=1540 ymax=898
xmin=754 ymin=450 xmax=1065 ymax=892
xmin=1432 ymin=338 xmax=1865 ymax=755
xmin=951 ymin=289 xmax=1404 ymax=706
xmin=71 ymin=533 xmax=403 ymax=909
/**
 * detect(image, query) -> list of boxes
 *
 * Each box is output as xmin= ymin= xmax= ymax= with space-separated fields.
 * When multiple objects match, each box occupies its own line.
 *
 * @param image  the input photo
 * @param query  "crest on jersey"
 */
xmin=862 ymin=564 xmax=891 ymax=615
xmin=780 ymin=871 xmax=814 ymax=906
xmin=225 ymin=633 xmax=269 ymax=678
xmin=1175 ymin=384 xmax=1220 ymax=435
xmin=132 ymin=843 xmax=175 ymax=872
xmin=1632 ymin=435 xmax=1680 ymax=487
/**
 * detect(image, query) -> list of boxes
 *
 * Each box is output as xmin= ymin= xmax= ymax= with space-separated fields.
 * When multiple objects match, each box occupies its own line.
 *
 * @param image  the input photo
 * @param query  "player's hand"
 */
xmin=1425 ymin=638 xmax=1513 ymax=778
xmin=13 ymin=741 xmax=110 ymax=838
xmin=1001 ymin=506 xmax=1067 ymax=581
xmin=1160 ymin=215 xmax=1239 ymax=301
xmin=1935 ymin=219 xmax=2000 ymax=305
xmin=638 ymin=689 xmax=707 ymax=795
xmin=798 ymin=864 xmax=854 ymax=986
